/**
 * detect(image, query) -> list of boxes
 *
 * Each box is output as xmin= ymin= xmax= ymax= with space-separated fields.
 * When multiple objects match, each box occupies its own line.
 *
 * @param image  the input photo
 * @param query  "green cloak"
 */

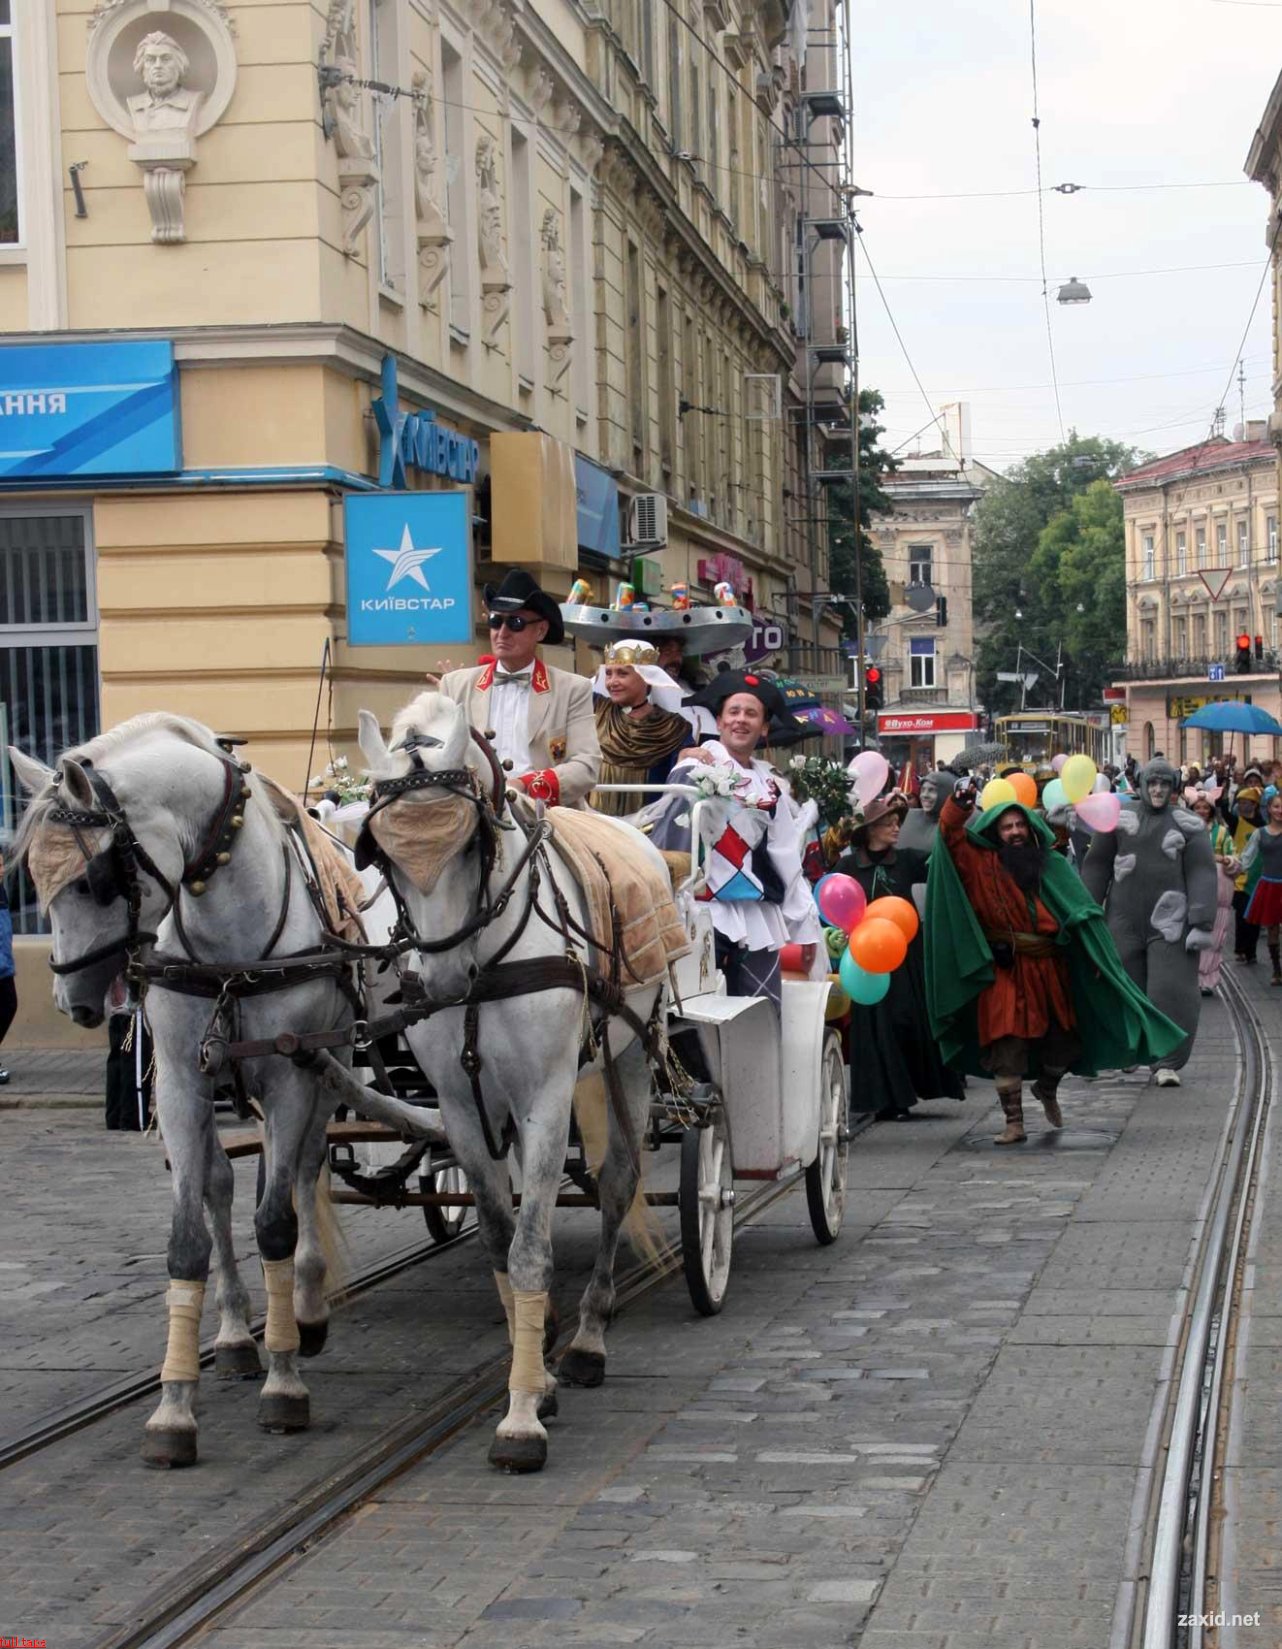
xmin=924 ymin=801 xmax=1186 ymax=1077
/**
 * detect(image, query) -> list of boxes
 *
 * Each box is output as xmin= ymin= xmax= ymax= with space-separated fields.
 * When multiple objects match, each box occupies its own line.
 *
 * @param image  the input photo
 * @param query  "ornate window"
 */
xmin=909 ymin=636 xmax=936 ymax=688
xmin=1175 ymin=531 xmax=1187 ymax=575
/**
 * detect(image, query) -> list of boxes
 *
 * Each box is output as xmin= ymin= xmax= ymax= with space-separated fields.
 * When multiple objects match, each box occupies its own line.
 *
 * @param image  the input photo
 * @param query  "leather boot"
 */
xmin=994 ymin=1085 xmax=1026 ymax=1145
xmin=1031 ymin=1070 xmax=1064 ymax=1129
xmin=1270 ymin=942 xmax=1281 ymax=986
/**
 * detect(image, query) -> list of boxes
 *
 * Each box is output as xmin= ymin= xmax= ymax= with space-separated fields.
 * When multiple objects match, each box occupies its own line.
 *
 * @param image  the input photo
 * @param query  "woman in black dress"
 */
xmin=834 ymin=794 xmax=964 ymax=1120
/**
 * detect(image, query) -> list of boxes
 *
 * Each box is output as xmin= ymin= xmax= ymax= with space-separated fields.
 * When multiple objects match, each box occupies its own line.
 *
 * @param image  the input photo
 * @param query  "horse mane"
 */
xmin=10 ymin=712 xmax=232 ymax=869
xmin=385 ymin=690 xmax=473 ymax=775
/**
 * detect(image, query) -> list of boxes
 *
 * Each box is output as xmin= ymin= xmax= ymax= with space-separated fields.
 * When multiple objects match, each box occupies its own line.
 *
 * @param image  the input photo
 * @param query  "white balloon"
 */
xmin=1093 ymin=774 xmax=1110 ymax=794
xmin=847 ymin=750 xmax=890 ymax=807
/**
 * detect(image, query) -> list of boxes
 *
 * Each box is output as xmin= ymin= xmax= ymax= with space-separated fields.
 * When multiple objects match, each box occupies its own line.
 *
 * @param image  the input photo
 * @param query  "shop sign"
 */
xmin=371 ymin=354 xmax=480 ymax=490
xmin=576 ymin=455 xmax=621 ymax=557
xmin=745 ymin=619 xmax=787 ymax=662
xmin=877 ymin=710 xmax=979 ymax=735
xmin=1166 ymin=692 xmax=1244 ymax=719
xmin=1110 ymin=704 xmax=1129 ymax=725
xmin=344 ymin=491 xmax=473 ymax=647
xmin=1101 ymin=686 xmax=1126 ymax=702
xmin=0 ymin=339 xmax=180 ymax=479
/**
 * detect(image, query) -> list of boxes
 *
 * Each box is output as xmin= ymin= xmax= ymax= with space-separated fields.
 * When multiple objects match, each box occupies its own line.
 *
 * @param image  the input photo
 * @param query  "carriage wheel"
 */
xmin=679 ymin=1104 xmax=734 ymax=1316
xmin=805 ymin=1029 xmax=849 ymax=1246
xmin=422 ymin=1165 xmax=470 ymax=1244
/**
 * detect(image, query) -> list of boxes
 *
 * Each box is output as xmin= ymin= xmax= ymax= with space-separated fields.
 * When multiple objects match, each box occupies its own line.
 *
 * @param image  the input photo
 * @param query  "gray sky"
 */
xmin=852 ymin=0 xmax=1282 ymax=472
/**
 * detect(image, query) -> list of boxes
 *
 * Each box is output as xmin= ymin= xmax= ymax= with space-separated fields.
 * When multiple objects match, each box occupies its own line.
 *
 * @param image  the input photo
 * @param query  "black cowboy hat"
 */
xmin=482 ymin=567 xmax=564 ymax=645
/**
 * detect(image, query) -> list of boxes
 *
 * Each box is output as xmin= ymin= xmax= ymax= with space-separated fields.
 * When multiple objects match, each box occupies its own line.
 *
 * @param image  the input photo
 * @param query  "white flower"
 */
xmin=790 ymin=755 xmax=805 ymax=769
xmin=334 ymin=755 xmax=349 ymax=771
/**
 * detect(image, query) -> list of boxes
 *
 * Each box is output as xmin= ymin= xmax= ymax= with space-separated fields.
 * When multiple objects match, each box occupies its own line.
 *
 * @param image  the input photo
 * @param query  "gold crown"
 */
xmin=603 ymin=640 xmax=659 ymax=666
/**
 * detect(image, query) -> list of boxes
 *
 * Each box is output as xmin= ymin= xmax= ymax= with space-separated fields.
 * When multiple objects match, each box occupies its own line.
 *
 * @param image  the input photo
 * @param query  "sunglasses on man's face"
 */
xmin=488 ymin=613 xmax=539 ymax=632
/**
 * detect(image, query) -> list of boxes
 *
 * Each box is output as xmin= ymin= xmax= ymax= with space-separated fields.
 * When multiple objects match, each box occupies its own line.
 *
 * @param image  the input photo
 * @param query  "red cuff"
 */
xmin=519 ymin=769 xmax=560 ymax=804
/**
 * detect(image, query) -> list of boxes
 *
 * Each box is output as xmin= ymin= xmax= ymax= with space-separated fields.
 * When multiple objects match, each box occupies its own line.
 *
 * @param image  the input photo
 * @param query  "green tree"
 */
xmin=972 ymin=432 xmax=1141 ymax=715
xmin=825 ymin=387 xmax=896 ymax=630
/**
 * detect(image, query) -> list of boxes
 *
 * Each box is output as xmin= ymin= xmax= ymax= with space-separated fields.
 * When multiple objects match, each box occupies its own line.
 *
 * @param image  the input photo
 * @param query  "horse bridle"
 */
xmin=45 ymin=747 xmax=252 ymax=980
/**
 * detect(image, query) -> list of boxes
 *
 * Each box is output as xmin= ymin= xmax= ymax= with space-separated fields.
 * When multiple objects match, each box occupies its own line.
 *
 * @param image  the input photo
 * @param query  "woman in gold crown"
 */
xmin=590 ymin=640 xmax=699 ymax=815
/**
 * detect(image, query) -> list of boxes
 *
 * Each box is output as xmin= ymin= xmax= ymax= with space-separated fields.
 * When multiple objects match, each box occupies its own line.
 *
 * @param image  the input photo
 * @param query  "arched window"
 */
xmin=1144 ymin=721 xmax=1155 ymax=762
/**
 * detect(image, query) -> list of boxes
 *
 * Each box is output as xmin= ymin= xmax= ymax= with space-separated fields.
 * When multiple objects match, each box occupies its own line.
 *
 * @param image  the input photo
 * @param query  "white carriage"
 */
xmin=327 ymin=782 xmax=850 ymax=1316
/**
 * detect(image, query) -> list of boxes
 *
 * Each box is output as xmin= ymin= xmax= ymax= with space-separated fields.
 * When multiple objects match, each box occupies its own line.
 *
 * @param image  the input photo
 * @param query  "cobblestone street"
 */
xmin=4 ymin=974 xmax=1278 ymax=1649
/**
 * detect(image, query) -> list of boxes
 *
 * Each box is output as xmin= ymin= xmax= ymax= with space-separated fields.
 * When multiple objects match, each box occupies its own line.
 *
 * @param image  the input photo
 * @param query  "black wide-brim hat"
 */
xmin=483 ymin=567 xmax=564 ymax=645
xmin=689 ymin=668 xmax=809 ymax=745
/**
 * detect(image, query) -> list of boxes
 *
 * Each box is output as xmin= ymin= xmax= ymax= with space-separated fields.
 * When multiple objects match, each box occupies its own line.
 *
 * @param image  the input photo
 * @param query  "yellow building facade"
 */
xmin=0 ymin=0 xmax=847 ymax=954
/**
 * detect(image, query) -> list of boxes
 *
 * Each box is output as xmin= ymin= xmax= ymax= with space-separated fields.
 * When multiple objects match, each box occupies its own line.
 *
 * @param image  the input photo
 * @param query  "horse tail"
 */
xmin=313 ymin=1163 xmax=349 ymax=1304
xmin=572 ymin=1072 xmax=672 ymax=1272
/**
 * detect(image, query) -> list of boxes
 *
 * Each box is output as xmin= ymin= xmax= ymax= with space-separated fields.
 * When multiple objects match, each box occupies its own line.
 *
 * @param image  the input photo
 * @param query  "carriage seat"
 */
xmin=545 ymin=807 xmax=691 ymax=986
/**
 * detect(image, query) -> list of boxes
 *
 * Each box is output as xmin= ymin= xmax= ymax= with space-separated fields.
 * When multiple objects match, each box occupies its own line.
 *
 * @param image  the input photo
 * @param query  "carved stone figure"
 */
xmin=86 ymin=0 xmax=238 ymax=247
xmin=476 ymin=134 xmax=511 ymax=344
xmin=413 ymin=69 xmax=451 ymax=305
xmin=127 ymin=32 xmax=202 ymax=133
xmin=540 ymin=207 xmax=573 ymax=389
xmin=332 ymin=59 xmax=374 ymax=163
xmin=318 ymin=1 xmax=379 ymax=256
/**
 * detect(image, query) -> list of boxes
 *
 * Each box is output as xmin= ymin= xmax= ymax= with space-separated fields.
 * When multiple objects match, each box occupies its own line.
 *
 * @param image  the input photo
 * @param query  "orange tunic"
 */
xmin=939 ymin=797 xmax=1076 ymax=1047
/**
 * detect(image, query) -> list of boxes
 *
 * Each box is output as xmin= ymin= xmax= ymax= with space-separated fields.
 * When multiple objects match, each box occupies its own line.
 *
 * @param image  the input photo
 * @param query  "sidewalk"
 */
xmin=0 ymin=1047 xmax=105 ymax=1106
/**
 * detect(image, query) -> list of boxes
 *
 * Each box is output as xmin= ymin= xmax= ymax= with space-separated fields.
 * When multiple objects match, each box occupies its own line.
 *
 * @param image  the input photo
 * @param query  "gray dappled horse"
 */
xmin=357 ymin=690 xmax=663 ymax=1472
xmin=10 ymin=715 xmax=368 ymax=1467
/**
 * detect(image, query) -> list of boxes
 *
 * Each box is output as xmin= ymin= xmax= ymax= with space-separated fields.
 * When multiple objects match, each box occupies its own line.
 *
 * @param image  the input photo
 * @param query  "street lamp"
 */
xmin=1056 ymin=275 xmax=1092 ymax=305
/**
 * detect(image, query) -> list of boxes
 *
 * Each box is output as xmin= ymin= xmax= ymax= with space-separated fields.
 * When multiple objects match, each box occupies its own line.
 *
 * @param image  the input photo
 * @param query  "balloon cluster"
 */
xmin=1040 ymin=754 xmax=1119 ymax=832
xmin=810 ymin=873 xmax=918 ymax=1009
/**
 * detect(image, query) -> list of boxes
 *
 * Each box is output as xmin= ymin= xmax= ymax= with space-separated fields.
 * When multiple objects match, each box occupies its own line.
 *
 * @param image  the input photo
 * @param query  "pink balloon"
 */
xmin=816 ymin=873 xmax=868 ymax=934
xmin=1075 ymin=792 xmax=1121 ymax=833
xmin=1051 ymin=754 xmax=1068 ymax=773
xmin=847 ymin=751 xmax=890 ymax=808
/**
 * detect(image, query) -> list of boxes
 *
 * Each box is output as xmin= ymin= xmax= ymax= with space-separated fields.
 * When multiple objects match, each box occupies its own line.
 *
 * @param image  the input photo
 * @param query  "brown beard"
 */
xmin=998 ymin=838 xmax=1045 ymax=893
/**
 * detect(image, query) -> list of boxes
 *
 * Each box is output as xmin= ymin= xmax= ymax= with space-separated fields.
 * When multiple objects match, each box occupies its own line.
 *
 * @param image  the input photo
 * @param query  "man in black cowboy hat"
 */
xmin=437 ymin=568 xmax=600 ymax=806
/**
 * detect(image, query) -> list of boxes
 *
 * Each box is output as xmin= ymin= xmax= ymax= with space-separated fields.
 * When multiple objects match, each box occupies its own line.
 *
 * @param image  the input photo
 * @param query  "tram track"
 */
xmin=0 ymin=1221 xmax=477 ymax=1474
xmin=85 ymin=1171 xmax=806 ymax=1649
xmin=1130 ymin=967 xmax=1273 ymax=1649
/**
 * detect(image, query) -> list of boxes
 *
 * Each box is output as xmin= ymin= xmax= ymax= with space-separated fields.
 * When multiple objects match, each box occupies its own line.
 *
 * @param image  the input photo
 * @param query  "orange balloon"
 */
xmin=865 ymin=895 xmax=920 ymax=944
xmin=847 ymin=916 xmax=908 ymax=975
xmin=1008 ymin=770 xmax=1037 ymax=809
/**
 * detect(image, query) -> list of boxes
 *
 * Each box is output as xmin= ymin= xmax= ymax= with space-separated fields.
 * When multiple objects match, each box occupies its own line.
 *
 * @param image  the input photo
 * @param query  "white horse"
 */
xmin=356 ymin=690 xmax=664 ymax=1472
xmin=10 ymin=715 xmax=375 ymax=1467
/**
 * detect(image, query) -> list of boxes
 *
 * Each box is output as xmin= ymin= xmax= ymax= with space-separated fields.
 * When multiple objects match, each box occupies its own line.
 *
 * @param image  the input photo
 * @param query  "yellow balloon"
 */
xmin=1060 ymin=753 xmax=1098 ymax=804
xmin=981 ymin=778 xmax=1018 ymax=810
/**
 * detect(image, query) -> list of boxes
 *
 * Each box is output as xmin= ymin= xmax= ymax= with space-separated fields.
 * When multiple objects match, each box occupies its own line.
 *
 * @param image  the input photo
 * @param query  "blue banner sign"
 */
xmin=0 ymin=340 xmax=180 ymax=480
xmin=345 ymin=491 xmax=474 ymax=647
xmin=371 ymin=354 xmax=480 ymax=490
xmin=575 ymin=454 xmax=620 ymax=558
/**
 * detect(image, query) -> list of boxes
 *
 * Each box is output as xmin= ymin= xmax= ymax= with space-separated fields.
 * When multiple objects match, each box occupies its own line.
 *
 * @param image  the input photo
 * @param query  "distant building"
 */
xmin=1112 ymin=430 xmax=1281 ymax=766
xmin=867 ymin=404 xmax=998 ymax=771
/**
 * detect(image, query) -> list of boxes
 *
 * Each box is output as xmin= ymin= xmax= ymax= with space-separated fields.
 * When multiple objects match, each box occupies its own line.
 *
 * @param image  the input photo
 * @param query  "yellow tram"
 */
xmin=993 ymin=712 xmax=1108 ymax=768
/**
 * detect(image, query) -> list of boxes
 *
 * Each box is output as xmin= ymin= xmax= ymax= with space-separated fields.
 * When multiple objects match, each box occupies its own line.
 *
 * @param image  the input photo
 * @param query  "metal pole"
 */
xmin=847 ymin=228 xmax=865 ymax=748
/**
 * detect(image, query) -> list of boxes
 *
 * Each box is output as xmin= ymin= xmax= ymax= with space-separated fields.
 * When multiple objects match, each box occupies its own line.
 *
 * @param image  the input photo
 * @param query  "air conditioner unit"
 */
xmin=626 ymin=492 xmax=668 ymax=549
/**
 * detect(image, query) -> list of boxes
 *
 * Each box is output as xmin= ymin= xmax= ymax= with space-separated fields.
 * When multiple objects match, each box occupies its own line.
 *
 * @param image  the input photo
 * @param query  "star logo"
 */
xmin=372 ymin=523 xmax=442 ymax=592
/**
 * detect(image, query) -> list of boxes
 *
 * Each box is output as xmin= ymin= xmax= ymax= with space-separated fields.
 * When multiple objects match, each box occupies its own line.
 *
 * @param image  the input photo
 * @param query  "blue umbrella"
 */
xmin=1180 ymin=701 xmax=1282 ymax=735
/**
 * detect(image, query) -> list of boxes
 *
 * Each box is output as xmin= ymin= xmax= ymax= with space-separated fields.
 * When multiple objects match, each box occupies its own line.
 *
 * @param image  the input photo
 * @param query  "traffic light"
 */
xmin=864 ymin=664 xmax=884 ymax=712
xmin=1256 ymin=634 xmax=1265 ymax=661
xmin=1235 ymin=632 xmax=1252 ymax=673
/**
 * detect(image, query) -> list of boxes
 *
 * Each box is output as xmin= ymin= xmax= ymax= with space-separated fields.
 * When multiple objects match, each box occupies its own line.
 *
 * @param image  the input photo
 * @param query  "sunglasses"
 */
xmin=488 ymin=613 xmax=540 ymax=633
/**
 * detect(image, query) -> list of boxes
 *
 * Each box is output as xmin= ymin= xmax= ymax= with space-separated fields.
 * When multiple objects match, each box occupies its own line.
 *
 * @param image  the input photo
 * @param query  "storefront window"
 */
xmin=0 ymin=509 xmax=100 ymax=934
xmin=0 ymin=0 xmax=17 ymax=246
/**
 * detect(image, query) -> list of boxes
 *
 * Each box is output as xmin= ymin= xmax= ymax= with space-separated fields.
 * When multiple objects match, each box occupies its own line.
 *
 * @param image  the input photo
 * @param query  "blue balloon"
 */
xmin=839 ymin=948 xmax=891 ymax=1005
xmin=813 ymin=873 xmax=838 ymax=926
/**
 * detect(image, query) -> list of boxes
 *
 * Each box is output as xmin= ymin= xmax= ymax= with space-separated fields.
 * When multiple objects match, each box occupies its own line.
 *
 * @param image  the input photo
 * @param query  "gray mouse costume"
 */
xmin=898 ymin=769 xmax=957 ymax=855
xmin=1079 ymin=758 xmax=1218 ymax=1079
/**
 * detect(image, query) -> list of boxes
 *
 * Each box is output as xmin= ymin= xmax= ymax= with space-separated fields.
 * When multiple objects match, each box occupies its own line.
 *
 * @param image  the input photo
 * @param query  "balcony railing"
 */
xmin=1112 ymin=653 xmax=1281 ymax=682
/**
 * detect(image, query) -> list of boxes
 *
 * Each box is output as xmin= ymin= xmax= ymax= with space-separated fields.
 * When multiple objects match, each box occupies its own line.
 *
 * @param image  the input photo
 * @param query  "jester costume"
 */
xmin=926 ymin=795 xmax=1184 ymax=1140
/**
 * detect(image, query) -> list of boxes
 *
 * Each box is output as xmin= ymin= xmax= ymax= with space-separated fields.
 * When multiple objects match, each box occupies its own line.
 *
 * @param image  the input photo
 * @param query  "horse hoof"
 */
xmin=141 ymin=1427 xmax=197 ymax=1468
xmin=558 ymin=1347 xmax=605 ymax=1388
xmin=537 ymin=1387 xmax=559 ymax=1422
xmin=488 ymin=1434 xmax=547 ymax=1473
xmin=214 ymin=1340 xmax=263 ymax=1380
xmin=257 ymin=1392 xmax=310 ymax=1433
xmin=297 ymin=1320 xmax=329 ymax=1359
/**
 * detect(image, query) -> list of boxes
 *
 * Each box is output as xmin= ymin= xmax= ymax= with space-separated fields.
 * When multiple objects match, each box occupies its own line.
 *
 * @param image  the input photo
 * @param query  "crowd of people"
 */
xmin=418 ymin=571 xmax=1280 ymax=1143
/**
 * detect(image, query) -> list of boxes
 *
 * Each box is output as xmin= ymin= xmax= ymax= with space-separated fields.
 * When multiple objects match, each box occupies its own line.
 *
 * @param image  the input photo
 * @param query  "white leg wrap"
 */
xmin=261 ymin=1257 xmax=300 ymax=1354
xmin=159 ymin=1279 xmax=206 ymax=1385
xmin=510 ymin=1289 xmax=548 ymax=1396
xmin=494 ymin=1270 xmax=516 ymax=1343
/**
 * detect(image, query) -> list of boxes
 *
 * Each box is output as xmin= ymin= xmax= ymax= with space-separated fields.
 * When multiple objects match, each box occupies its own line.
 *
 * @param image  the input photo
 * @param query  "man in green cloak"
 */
xmin=925 ymin=780 xmax=1185 ymax=1143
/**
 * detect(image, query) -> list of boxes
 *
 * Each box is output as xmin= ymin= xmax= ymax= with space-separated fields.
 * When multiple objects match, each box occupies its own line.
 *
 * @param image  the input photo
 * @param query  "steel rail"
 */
xmin=87 ymin=1173 xmax=806 ymax=1649
xmin=0 ymin=1224 xmax=475 ymax=1474
xmin=1140 ymin=968 xmax=1271 ymax=1649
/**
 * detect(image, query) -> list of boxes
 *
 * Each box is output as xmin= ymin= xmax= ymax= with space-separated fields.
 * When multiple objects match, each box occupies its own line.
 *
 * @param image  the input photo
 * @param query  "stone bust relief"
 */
xmin=126 ymin=32 xmax=203 ymax=134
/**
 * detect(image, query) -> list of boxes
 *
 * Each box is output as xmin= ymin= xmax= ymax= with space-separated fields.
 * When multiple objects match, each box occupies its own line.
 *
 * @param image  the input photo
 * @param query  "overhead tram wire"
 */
xmin=855 ymin=230 xmax=950 ymax=453
xmin=1029 ymin=0 xmax=1064 ymax=442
